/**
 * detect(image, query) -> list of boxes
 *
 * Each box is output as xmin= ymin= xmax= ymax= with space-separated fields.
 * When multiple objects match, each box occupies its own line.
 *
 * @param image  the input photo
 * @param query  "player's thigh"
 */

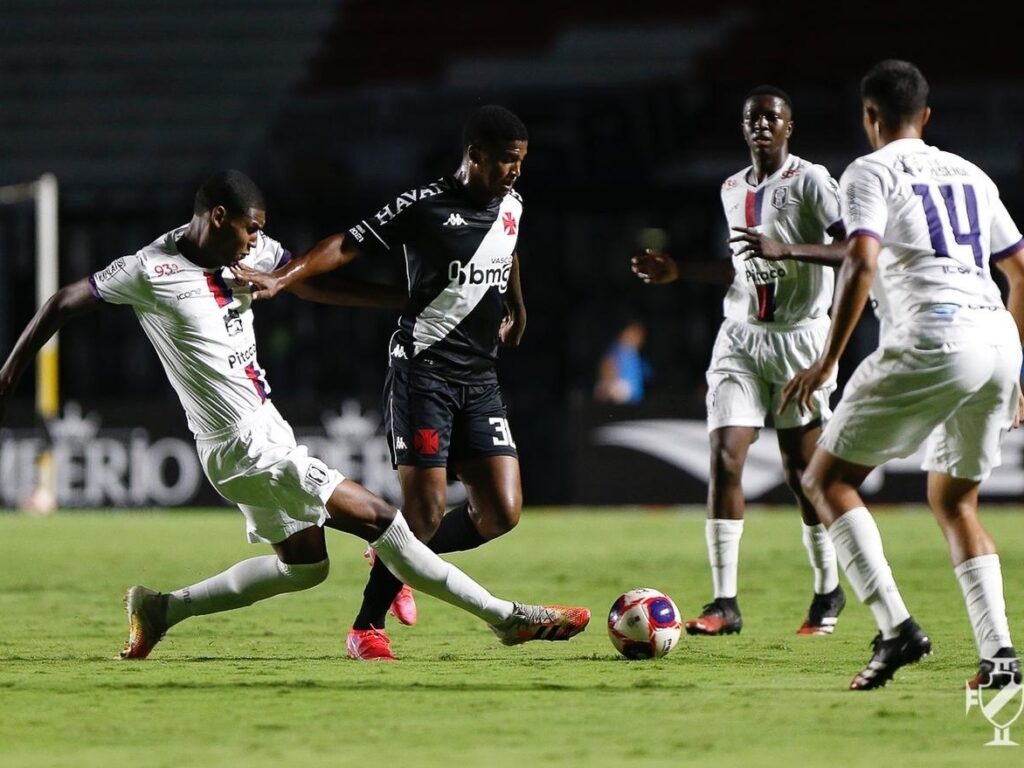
xmin=822 ymin=344 xmax=981 ymax=467
xmin=272 ymin=523 xmax=329 ymax=564
xmin=450 ymin=381 xmax=519 ymax=462
xmin=397 ymin=464 xmax=450 ymax=536
xmin=706 ymin=321 xmax=770 ymax=431
xmin=923 ymin=345 xmax=1022 ymax=482
xmin=384 ymin=366 xmax=458 ymax=469
xmin=198 ymin=405 xmax=344 ymax=545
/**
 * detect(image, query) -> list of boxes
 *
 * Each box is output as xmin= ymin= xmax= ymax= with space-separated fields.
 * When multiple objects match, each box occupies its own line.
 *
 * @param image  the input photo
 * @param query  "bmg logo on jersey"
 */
xmin=447 ymin=256 xmax=512 ymax=293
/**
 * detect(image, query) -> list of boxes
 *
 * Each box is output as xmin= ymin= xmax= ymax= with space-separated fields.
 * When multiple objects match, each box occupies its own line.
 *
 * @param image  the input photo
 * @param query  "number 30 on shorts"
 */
xmin=489 ymin=417 xmax=516 ymax=448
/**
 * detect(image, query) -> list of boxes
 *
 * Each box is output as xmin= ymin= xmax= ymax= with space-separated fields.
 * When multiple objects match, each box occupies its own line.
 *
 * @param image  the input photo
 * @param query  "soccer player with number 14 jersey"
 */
xmin=781 ymin=60 xmax=1024 ymax=690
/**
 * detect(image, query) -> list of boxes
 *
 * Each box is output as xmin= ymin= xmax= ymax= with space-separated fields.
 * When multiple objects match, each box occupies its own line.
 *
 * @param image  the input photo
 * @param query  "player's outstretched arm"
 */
xmin=631 ymin=249 xmax=734 ymax=285
xmin=287 ymin=272 xmax=406 ymax=310
xmin=500 ymin=252 xmax=526 ymax=346
xmin=234 ymin=232 xmax=359 ymax=301
xmin=994 ymin=248 xmax=1024 ymax=343
xmin=993 ymin=247 xmax=1024 ymax=428
xmin=0 ymin=278 xmax=100 ymax=425
xmin=730 ymin=226 xmax=848 ymax=266
xmin=780 ymin=234 xmax=877 ymax=414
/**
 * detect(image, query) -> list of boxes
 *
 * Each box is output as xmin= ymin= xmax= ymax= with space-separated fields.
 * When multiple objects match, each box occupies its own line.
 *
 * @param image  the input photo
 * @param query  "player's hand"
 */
xmin=500 ymin=306 xmax=526 ymax=346
xmin=231 ymin=264 xmax=283 ymax=301
xmin=780 ymin=359 xmax=832 ymax=415
xmin=729 ymin=227 xmax=789 ymax=261
xmin=631 ymin=249 xmax=679 ymax=284
xmin=1014 ymin=391 xmax=1024 ymax=429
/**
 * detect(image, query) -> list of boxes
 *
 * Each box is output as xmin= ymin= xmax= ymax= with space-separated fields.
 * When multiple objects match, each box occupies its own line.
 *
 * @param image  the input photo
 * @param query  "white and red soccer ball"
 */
xmin=607 ymin=587 xmax=682 ymax=659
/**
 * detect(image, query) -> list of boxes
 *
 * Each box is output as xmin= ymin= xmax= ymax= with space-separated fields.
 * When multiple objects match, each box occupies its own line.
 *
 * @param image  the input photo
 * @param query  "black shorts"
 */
xmin=383 ymin=366 xmax=518 ymax=468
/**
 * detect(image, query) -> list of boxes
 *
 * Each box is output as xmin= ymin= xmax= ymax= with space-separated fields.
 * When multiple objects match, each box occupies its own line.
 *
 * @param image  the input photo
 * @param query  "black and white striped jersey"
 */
xmin=347 ymin=175 xmax=523 ymax=382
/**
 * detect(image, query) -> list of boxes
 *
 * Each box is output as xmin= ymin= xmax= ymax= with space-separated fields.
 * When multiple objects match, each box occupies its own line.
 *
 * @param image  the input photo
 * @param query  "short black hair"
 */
xmin=745 ymin=85 xmax=793 ymax=111
xmin=462 ymin=105 xmax=528 ymax=151
xmin=861 ymin=60 xmax=929 ymax=128
xmin=194 ymin=170 xmax=265 ymax=216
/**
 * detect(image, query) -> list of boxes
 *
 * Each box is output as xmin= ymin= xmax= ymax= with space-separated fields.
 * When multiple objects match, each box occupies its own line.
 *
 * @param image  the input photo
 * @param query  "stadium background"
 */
xmin=2 ymin=0 xmax=1023 ymax=508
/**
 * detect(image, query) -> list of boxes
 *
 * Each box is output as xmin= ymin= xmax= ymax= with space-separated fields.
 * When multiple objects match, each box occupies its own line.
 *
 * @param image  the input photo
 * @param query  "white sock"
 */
xmin=955 ymin=554 xmax=1013 ymax=659
xmin=706 ymin=519 xmax=743 ymax=599
xmin=802 ymin=522 xmax=840 ymax=594
xmin=165 ymin=556 xmax=329 ymax=628
xmin=828 ymin=507 xmax=909 ymax=639
xmin=372 ymin=511 xmax=514 ymax=625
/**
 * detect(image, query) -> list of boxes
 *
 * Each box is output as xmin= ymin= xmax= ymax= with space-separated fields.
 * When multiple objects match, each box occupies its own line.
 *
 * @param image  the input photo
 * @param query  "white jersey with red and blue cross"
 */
xmin=89 ymin=227 xmax=291 ymax=435
xmin=720 ymin=154 xmax=843 ymax=325
xmin=841 ymin=138 xmax=1024 ymax=335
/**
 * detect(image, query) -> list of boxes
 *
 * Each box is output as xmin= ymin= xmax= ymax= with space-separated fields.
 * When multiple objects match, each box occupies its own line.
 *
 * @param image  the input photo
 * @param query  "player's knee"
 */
xmin=479 ymin=502 xmax=521 ymax=539
xmin=278 ymin=558 xmax=330 ymax=591
xmin=710 ymin=449 xmax=744 ymax=487
xmin=800 ymin=466 xmax=824 ymax=506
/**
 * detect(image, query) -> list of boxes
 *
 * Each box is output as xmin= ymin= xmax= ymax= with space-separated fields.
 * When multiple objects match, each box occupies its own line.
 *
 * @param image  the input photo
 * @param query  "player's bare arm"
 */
xmin=499 ymin=251 xmax=526 ymax=346
xmin=278 ymin=272 xmax=406 ymax=310
xmin=631 ymin=248 xmax=734 ymax=285
xmin=729 ymin=226 xmax=848 ymax=266
xmin=780 ymin=234 xmax=878 ymax=414
xmin=993 ymin=247 xmax=1024 ymax=427
xmin=234 ymin=232 xmax=359 ymax=300
xmin=0 ymin=277 xmax=100 ymax=425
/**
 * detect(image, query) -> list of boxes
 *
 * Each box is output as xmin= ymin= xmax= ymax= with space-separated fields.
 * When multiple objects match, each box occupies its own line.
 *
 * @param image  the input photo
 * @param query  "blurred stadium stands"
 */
xmin=2 ymin=1 xmax=1022 ymax=503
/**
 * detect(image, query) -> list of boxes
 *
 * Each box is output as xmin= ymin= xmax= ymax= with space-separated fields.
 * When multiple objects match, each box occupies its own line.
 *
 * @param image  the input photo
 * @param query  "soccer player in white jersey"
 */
xmin=0 ymin=170 xmax=590 ymax=659
xmin=633 ymin=86 xmax=847 ymax=637
xmin=782 ymin=60 xmax=1024 ymax=690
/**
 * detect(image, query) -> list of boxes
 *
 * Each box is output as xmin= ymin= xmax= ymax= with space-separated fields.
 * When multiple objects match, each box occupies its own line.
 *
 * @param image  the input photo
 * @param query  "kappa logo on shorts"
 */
xmin=305 ymin=464 xmax=330 ymax=487
xmin=414 ymin=428 xmax=440 ymax=455
xmin=395 ymin=436 xmax=408 ymax=451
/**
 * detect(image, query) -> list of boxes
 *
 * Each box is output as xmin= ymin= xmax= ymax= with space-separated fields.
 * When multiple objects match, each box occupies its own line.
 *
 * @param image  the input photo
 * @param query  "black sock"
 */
xmin=427 ymin=503 xmax=488 ymax=554
xmin=352 ymin=557 xmax=402 ymax=631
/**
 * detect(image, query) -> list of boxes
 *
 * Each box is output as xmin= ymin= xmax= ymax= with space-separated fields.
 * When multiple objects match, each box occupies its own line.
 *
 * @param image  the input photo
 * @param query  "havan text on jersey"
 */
xmin=347 ymin=176 xmax=523 ymax=381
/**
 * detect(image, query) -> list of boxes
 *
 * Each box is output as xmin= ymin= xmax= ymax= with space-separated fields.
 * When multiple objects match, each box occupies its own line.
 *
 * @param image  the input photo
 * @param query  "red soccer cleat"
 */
xmin=489 ymin=603 xmax=591 ymax=646
xmin=796 ymin=585 xmax=846 ymax=636
xmin=365 ymin=546 xmax=418 ymax=626
xmin=684 ymin=598 xmax=743 ymax=636
xmin=346 ymin=627 xmax=397 ymax=661
xmin=390 ymin=584 xmax=418 ymax=626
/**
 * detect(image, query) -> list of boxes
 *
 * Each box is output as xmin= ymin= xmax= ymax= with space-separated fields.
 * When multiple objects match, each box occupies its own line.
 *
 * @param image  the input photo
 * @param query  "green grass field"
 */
xmin=1 ymin=507 xmax=1023 ymax=767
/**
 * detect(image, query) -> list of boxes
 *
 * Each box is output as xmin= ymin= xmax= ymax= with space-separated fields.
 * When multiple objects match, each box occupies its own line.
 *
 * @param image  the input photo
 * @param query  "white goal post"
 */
xmin=0 ymin=173 xmax=59 ymax=507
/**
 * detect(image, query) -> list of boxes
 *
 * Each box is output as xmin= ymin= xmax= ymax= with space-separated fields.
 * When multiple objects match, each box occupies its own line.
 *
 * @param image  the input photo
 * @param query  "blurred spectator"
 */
xmin=594 ymin=320 xmax=651 ymax=404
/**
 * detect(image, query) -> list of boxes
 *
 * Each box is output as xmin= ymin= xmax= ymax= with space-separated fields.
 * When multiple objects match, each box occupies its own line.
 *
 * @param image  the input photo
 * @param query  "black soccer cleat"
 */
xmin=967 ymin=647 xmax=1022 ymax=690
xmin=684 ymin=597 xmax=742 ymax=636
xmin=850 ymin=617 xmax=932 ymax=690
xmin=797 ymin=584 xmax=847 ymax=635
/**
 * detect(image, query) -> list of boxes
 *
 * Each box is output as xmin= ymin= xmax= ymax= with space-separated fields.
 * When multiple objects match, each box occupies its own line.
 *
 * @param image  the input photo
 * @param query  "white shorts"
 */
xmin=821 ymin=321 xmax=1022 ymax=481
xmin=195 ymin=402 xmax=345 ymax=544
xmin=706 ymin=317 xmax=835 ymax=432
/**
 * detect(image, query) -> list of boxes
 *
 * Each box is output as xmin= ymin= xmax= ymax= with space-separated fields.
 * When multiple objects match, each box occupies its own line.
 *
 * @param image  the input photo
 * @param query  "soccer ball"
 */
xmin=607 ymin=587 xmax=682 ymax=659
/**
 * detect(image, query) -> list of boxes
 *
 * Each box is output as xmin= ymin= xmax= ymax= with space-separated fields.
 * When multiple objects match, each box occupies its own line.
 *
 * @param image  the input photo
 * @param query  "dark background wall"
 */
xmin=2 ymin=1 xmax=1022 ymax=504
